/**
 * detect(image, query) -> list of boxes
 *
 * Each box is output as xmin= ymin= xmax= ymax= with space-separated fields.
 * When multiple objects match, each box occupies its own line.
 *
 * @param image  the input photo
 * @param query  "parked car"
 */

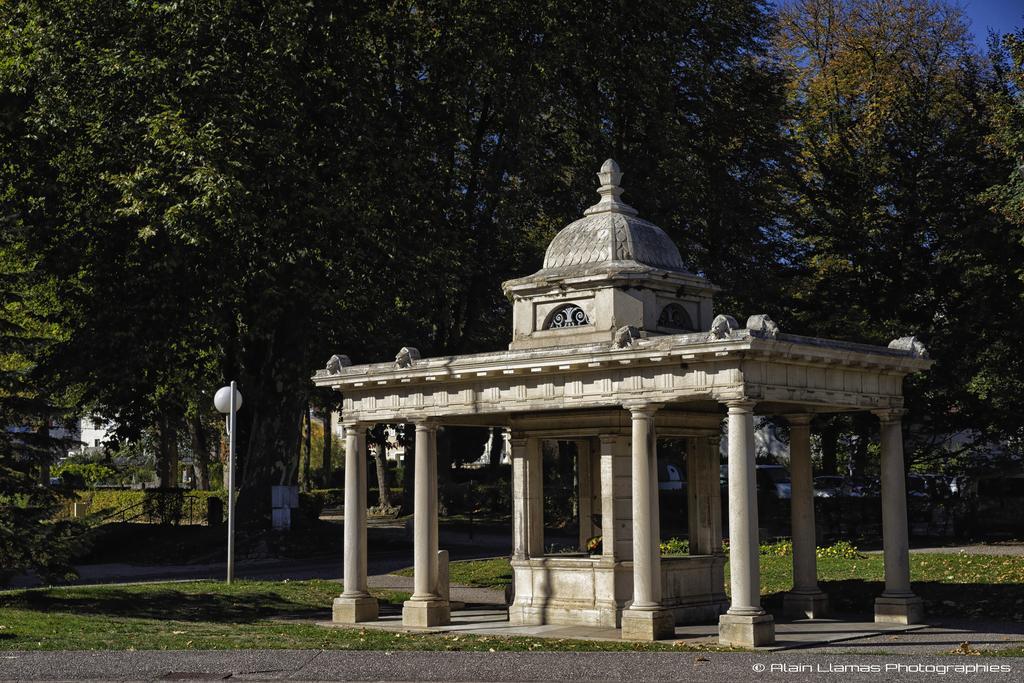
xmin=814 ymin=475 xmax=845 ymax=498
xmin=920 ymin=474 xmax=954 ymax=499
xmin=906 ymin=474 xmax=929 ymax=499
xmin=844 ymin=476 xmax=880 ymax=498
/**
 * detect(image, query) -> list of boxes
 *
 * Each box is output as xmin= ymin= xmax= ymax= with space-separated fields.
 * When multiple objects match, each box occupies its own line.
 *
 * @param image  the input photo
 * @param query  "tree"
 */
xmin=976 ymin=28 xmax=1024 ymax=457
xmin=0 ymin=229 xmax=86 ymax=584
xmin=777 ymin=0 xmax=1024 ymax=469
xmin=1 ymin=0 xmax=791 ymax=523
xmin=366 ymin=425 xmax=394 ymax=510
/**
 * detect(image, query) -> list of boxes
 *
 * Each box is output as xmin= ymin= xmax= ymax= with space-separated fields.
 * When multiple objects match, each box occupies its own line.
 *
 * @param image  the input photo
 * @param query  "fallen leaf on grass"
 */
xmin=951 ymin=641 xmax=980 ymax=656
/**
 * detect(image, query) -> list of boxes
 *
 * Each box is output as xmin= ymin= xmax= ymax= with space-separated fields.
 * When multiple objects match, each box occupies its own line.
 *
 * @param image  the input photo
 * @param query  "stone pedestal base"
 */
xmin=784 ymin=590 xmax=829 ymax=619
xmin=402 ymin=599 xmax=450 ymax=628
xmin=875 ymin=595 xmax=924 ymax=624
xmin=332 ymin=595 xmax=378 ymax=623
xmin=621 ymin=607 xmax=675 ymax=641
xmin=719 ymin=612 xmax=775 ymax=647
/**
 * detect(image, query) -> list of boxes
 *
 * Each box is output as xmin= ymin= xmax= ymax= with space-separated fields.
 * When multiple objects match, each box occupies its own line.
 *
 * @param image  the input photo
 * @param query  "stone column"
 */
xmin=510 ymin=435 xmax=529 ymax=560
xmin=719 ymin=400 xmax=774 ymax=647
xmin=334 ymin=422 xmax=378 ymax=623
xmin=621 ymin=404 xmax=674 ymax=641
xmin=784 ymin=415 xmax=828 ymax=619
xmin=873 ymin=408 xmax=923 ymax=624
xmin=403 ymin=422 xmax=449 ymax=627
xmin=429 ymin=424 xmax=440 ymax=595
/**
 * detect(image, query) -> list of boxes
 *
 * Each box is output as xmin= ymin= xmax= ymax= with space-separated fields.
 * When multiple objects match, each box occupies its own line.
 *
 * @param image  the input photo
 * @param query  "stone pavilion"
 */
xmin=313 ymin=160 xmax=932 ymax=646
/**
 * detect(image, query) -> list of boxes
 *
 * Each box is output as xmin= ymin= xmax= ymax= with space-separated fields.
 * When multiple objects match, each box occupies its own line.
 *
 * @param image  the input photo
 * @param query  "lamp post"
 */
xmin=214 ymin=382 xmax=242 ymax=584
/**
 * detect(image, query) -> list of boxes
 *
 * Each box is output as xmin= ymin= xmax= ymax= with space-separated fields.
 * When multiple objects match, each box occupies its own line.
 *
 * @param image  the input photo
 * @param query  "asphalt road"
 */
xmin=0 ymin=650 xmax=1020 ymax=682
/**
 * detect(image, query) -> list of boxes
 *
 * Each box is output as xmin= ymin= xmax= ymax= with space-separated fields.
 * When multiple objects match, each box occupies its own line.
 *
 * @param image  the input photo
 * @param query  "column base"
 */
xmin=874 ymin=595 xmax=924 ymax=624
xmin=784 ymin=590 xmax=829 ymax=619
xmin=333 ymin=595 xmax=378 ymax=623
xmin=402 ymin=599 xmax=450 ymax=628
xmin=621 ymin=607 xmax=675 ymax=641
xmin=719 ymin=612 xmax=775 ymax=647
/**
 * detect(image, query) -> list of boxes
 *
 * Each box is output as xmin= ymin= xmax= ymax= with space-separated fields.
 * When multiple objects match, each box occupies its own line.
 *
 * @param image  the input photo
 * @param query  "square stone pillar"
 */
xmin=577 ymin=439 xmax=594 ymax=550
xmin=511 ymin=432 xmax=544 ymax=559
xmin=334 ymin=422 xmax=378 ymax=623
xmin=719 ymin=400 xmax=775 ymax=647
xmin=525 ymin=436 xmax=544 ymax=557
xmin=784 ymin=415 xmax=829 ymax=619
xmin=687 ymin=434 xmax=723 ymax=556
xmin=621 ymin=404 xmax=674 ymax=641
xmin=599 ymin=434 xmax=632 ymax=560
xmin=873 ymin=408 xmax=924 ymax=624
xmin=510 ymin=434 xmax=529 ymax=560
xmin=403 ymin=422 xmax=449 ymax=627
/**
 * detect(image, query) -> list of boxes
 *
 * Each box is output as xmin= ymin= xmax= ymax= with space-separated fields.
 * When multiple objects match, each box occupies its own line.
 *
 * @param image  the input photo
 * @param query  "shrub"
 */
xmin=368 ymin=503 xmax=400 ymax=518
xmin=760 ymin=539 xmax=793 ymax=556
xmin=816 ymin=540 xmax=864 ymax=559
xmin=78 ymin=489 xmax=226 ymax=525
xmin=85 ymin=489 xmax=144 ymax=516
xmin=738 ymin=538 xmax=865 ymax=559
xmin=660 ymin=537 xmax=689 ymax=555
xmin=297 ymin=491 xmax=325 ymax=521
xmin=307 ymin=488 xmax=345 ymax=507
xmin=51 ymin=462 xmax=116 ymax=488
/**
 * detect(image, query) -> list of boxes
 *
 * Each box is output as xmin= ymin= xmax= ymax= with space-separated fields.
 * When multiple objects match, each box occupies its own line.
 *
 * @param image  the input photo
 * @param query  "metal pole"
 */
xmin=227 ymin=380 xmax=236 ymax=584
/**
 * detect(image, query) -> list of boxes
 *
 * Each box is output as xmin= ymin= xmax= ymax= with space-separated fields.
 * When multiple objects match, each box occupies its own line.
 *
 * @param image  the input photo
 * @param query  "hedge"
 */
xmin=76 ymin=489 xmax=227 ymax=525
xmin=307 ymin=488 xmax=345 ymax=508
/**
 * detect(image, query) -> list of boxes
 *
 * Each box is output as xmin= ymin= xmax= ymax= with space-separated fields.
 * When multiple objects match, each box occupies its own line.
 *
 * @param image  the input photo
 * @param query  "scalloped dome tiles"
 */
xmin=541 ymin=159 xmax=687 ymax=274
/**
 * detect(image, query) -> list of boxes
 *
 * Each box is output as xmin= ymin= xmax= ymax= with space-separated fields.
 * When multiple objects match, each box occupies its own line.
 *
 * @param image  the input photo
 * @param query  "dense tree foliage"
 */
xmin=0 ymin=0 xmax=1022 ymax=545
xmin=0 ymin=0 xmax=789 ymax=519
xmin=0 ymin=226 xmax=85 ymax=583
xmin=777 ymin=0 xmax=1024 ymax=471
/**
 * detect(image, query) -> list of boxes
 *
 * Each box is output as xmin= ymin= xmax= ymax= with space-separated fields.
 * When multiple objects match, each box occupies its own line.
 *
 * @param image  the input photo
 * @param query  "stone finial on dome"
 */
xmin=584 ymin=158 xmax=638 ymax=217
xmin=598 ymin=158 xmax=623 ymax=186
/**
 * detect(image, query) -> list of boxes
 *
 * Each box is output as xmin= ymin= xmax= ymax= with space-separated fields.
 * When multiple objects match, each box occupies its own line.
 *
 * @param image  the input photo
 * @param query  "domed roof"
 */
xmin=542 ymin=159 xmax=687 ymax=274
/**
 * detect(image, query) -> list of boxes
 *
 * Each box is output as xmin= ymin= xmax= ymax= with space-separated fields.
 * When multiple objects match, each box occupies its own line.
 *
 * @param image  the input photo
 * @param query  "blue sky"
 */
xmin=960 ymin=0 xmax=1021 ymax=48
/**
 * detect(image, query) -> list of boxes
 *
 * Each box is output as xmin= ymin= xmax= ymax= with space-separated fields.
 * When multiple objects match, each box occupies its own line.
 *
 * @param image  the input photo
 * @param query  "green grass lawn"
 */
xmin=0 ymin=580 xmax=707 ymax=652
xmin=403 ymin=552 xmax=1024 ymax=621
xmin=393 ymin=557 xmax=513 ymax=590
xmin=2 ymin=552 xmax=1020 ymax=652
xmin=755 ymin=552 xmax=1024 ymax=621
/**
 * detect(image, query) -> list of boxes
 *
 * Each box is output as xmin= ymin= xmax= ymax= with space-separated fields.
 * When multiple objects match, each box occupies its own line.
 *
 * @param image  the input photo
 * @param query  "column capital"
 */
xmin=724 ymin=398 xmax=757 ymax=413
xmin=625 ymin=402 xmax=662 ymax=418
xmin=509 ymin=436 xmax=528 ymax=450
xmin=873 ymin=408 xmax=906 ymax=424
xmin=787 ymin=414 xmax=814 ymax=427
xmin=341 ymin=421 xmax=373 ymax=431
xmin=414 ymin=421 xmax=439 ymax=433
